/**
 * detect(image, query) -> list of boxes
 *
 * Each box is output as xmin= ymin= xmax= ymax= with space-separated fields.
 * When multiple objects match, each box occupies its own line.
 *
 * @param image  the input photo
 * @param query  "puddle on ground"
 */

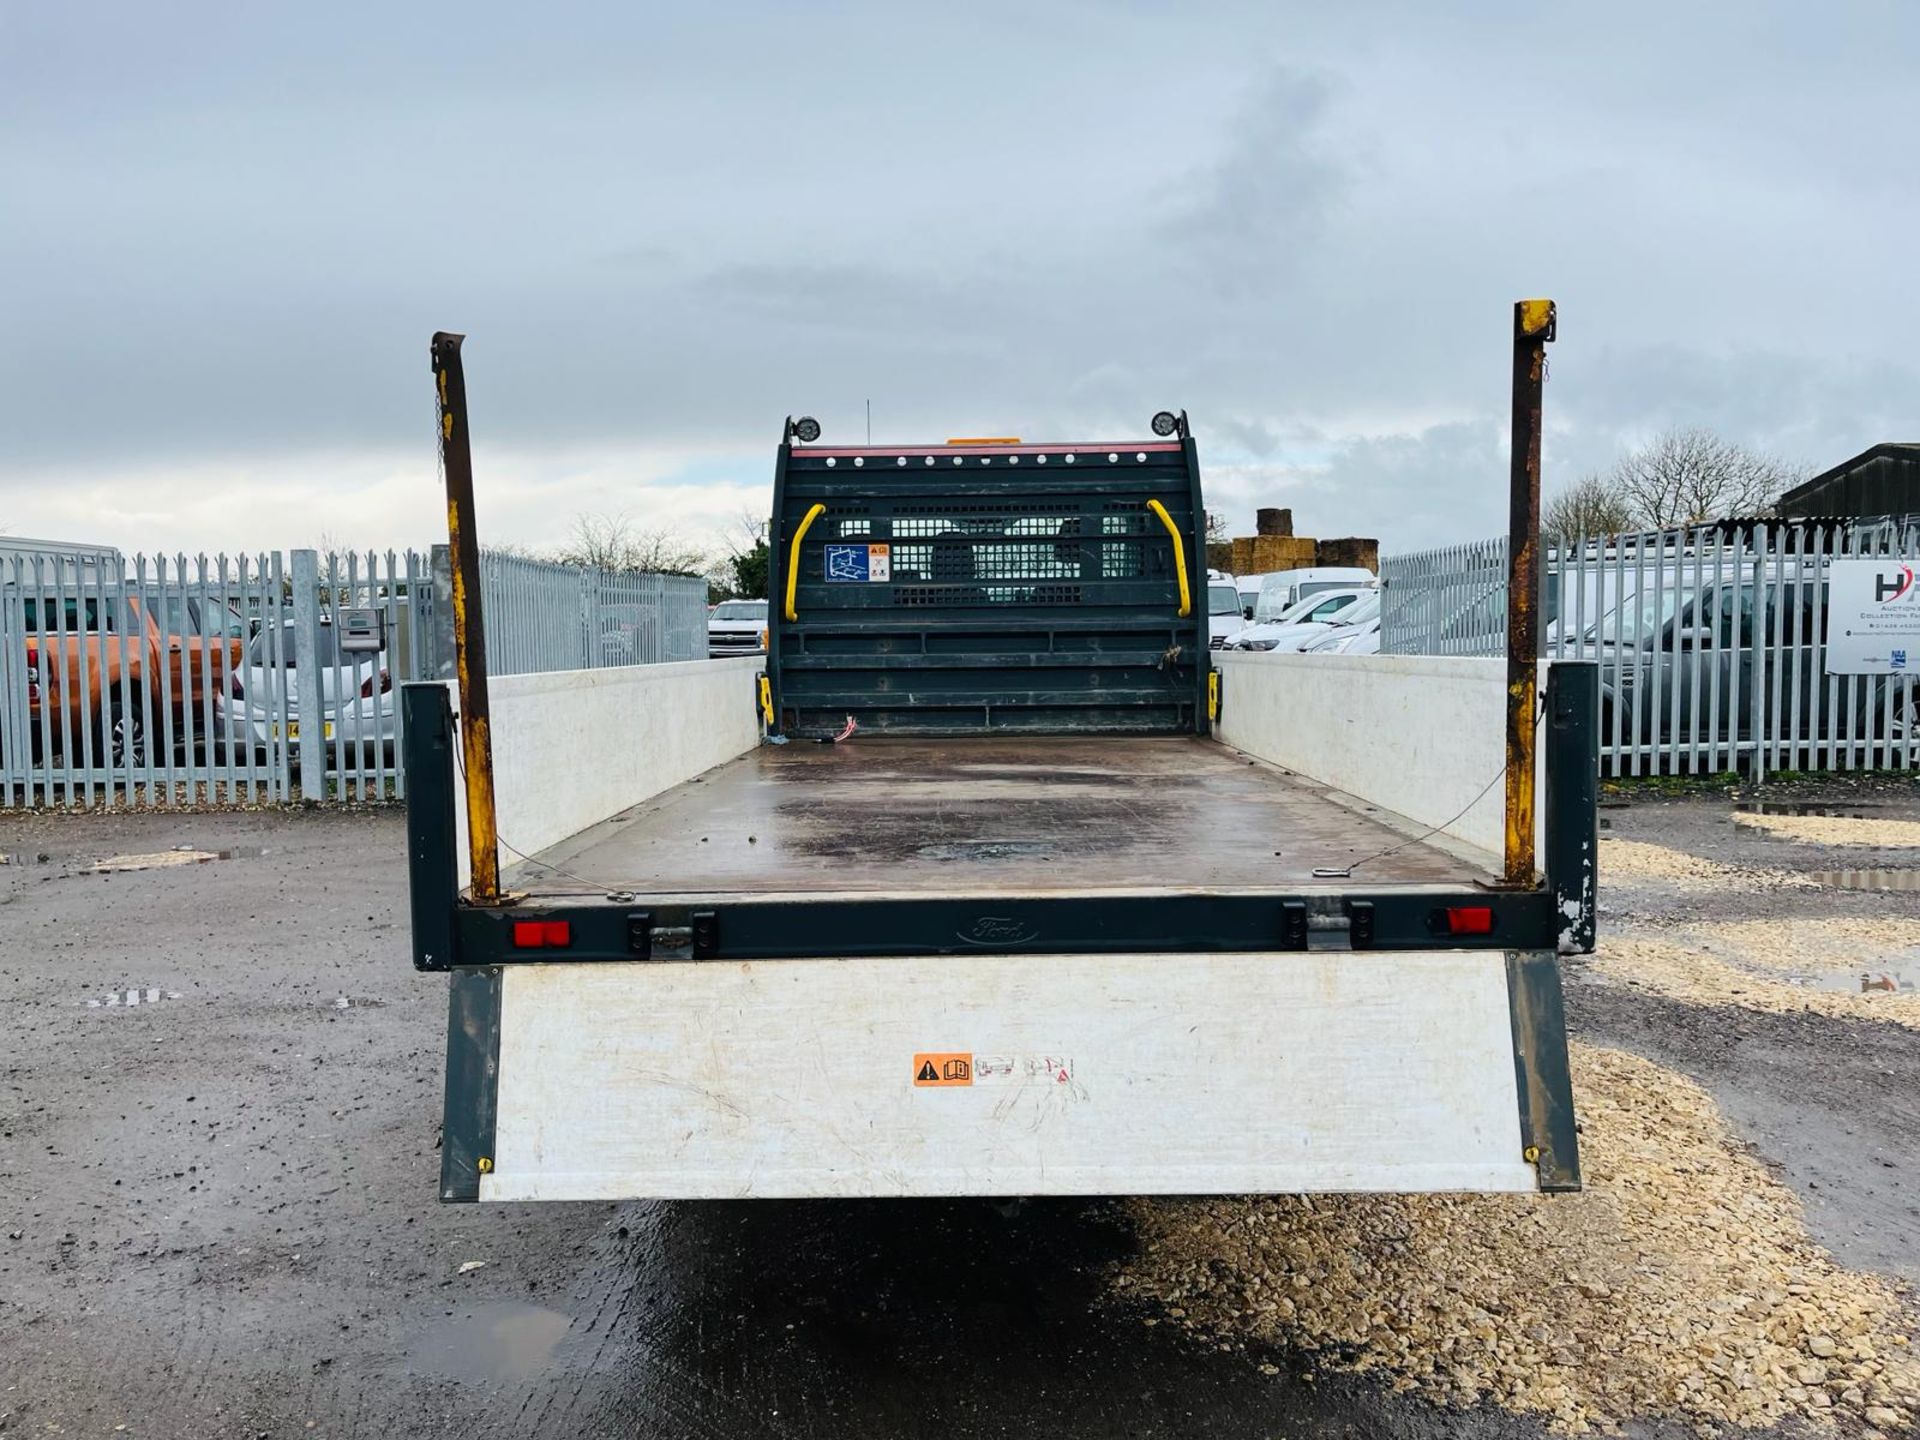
xmin=1780 ymin=968 xmax=1916 ymax=995
xmin=406 ymin=1302 xmax=575 ymax=1385
xmin=1813 ymin=868 xmax=1920 ymax=892
xmin=1733 ymin=801 xmax=1886 ymax=818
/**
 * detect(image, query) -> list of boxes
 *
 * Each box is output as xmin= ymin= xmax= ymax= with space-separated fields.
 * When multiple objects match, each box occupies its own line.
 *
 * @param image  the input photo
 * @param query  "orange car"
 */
xmin=17 ymin=594 xmax=244 ymax=767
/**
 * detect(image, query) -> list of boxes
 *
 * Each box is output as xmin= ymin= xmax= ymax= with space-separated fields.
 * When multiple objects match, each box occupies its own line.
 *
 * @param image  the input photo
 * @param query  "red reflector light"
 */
xmin=1445 ymin=906 xmax=1495 ymax=935
xmin=511 ymin=920 xmax=572 ymax=949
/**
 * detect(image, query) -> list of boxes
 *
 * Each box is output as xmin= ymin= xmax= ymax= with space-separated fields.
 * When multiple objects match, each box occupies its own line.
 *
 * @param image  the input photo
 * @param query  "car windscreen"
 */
xmin=1207 ymin=584 xmax=1241 ymax=616
xmin=1329 ymin=595 xmax=1381 ymax=626
xmin=1298 ymin=592 xmax=1363 ymax=624
xmin=712 ymin=602 xmax=767 ymax=621
xmin=250 ymin=623 xmax=344 ymax=665
xmin=1253 ymin=587 xmax=1305 ymax=624
xmin=21 ymin=596 xmax=112 ymax=632
xmin=1584 ymin=589 xmax=1680 ymax=644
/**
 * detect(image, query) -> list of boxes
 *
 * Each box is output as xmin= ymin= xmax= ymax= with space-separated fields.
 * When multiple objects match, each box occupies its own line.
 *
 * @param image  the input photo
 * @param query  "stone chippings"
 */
xmin=1733 ymin=812 xmax=1920 ymax=849
xmin=1596 ymin=837 xmax=1812 ymax=889
xmin=1113 ymin=1045 xmax=1918 ymax=1436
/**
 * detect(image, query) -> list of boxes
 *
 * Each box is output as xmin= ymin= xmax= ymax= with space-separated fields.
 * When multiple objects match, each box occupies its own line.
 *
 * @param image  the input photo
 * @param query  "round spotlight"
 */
xmin=792 ymin=416 xmax=822 ymax=444
xmin=1151 ymin=410 xmax=1179 ymax=437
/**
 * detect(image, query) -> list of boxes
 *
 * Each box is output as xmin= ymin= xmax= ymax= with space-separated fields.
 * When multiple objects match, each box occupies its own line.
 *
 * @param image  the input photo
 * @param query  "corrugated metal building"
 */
xmin=1778 ymin=443 xmax=1920 ymax=520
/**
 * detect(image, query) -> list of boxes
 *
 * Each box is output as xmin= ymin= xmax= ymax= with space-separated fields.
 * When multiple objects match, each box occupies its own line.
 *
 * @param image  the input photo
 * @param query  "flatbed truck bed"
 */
xmin=408 ymin=368 xmax=1595 ymax=1206
xmin=514 ymin=735 xmax=1486 ymax=899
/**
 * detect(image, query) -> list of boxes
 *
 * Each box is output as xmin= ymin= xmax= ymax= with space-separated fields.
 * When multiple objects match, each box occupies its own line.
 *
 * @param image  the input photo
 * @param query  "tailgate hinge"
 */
xmin=627 ymin=909 xmax=721 ymax=960
xmin=1286 ymin=898 xmax=1375 ymax=951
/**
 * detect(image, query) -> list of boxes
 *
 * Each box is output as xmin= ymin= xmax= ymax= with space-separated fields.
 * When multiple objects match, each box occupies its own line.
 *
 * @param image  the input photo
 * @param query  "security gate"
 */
xmin=767 ymin=434 xmax=1211 ymax=737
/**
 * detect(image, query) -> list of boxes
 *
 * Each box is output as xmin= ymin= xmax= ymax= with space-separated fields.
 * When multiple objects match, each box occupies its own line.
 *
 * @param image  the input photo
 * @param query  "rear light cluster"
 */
xmin=1440 ymin=906 xmax=1495 ymax=936
xmin=24 ymin=645 xmax=40 ymax=705
xmin=512 ymin=920 xmax=572 ymax=949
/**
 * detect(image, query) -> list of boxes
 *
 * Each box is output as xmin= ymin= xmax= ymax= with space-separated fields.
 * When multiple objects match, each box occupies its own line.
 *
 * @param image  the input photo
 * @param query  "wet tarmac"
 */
xmin=3 ymin=791 xmax=1916 ymax=1438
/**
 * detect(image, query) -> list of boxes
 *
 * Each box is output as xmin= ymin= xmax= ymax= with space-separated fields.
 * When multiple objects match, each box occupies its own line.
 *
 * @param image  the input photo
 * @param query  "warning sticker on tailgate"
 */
xmin=913 ymin=1053 xmax=1073 ymax=1087
xmin=826 ymin=543 xmax=891 ymax=583
xmin=913 ymin=1053 xmax=973 ymax=1086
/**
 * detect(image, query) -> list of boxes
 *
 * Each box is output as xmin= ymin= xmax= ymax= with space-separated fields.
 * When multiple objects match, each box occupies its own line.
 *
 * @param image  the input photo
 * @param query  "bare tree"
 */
xmin=1611 ymin=429 xmax=1805 ymax=529
xmin=720 ymin=508 xmax=770 ymax=559
xmin=551 ymin=511 xmax=711 ymax=576
xmin=1204 ymin=510 xmax=1232 ymax=545
xmin=1542 ymin=472 xmax=1636 ymax=544
xmin=713 ymin=509 xmax=772 ymax=600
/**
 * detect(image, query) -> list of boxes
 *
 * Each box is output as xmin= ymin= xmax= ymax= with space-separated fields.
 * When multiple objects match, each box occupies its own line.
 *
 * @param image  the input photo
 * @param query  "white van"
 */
xmin=1234 ymin=572 xmax=1269 ymax=620
xmin=1205 ymin=570 xmax=1246 ymax=648
xmin=1251 ymin=567 xmax=1377 ymax=623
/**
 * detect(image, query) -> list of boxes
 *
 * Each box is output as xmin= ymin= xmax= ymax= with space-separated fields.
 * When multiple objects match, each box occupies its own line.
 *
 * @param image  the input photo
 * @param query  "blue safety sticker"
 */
xmin=825 ymin=543 xmax=891 ymax=583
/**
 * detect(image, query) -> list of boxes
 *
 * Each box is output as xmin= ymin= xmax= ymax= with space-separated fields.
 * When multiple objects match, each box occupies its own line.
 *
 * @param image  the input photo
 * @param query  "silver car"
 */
xmin=708 ymin=599 xmax=769 ymax=658
xmin=215 ymin=620 xmax=395 ymax=760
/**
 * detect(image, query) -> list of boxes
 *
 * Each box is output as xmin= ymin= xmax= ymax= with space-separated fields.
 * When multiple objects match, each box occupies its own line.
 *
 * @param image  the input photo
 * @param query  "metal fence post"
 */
xmin=290 ymin=549 xmax=324 ymax=801
xmin=581 ymin=567 xmax=598 ymax=670
xmin=429 ymin=544 xmax=457 ymax=681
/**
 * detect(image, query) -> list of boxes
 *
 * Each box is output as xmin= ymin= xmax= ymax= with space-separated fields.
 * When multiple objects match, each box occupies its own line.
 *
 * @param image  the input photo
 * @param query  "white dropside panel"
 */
xmin=483 ymin=952 xmax=1533 ymax=1201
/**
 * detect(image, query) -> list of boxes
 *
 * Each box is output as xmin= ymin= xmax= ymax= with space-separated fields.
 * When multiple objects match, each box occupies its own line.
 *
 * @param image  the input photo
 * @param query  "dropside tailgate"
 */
xmin=441 ymin=949 xmax=1576 ymax=1201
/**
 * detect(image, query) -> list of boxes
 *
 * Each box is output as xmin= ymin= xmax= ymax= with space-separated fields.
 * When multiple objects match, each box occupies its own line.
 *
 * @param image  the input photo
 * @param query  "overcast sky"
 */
xmin=3 ymin=0 xmax=1915 ymax=562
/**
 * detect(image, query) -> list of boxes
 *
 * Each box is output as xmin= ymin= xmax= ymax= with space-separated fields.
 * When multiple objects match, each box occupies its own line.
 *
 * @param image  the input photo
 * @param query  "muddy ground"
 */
xmin=2 ymin=781 xmax=1916 ymax=1439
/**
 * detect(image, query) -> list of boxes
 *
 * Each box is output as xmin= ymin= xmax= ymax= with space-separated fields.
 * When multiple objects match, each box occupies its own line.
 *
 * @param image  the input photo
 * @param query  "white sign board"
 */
xmin=1824 ymin=558 xmax=1920 ymax=675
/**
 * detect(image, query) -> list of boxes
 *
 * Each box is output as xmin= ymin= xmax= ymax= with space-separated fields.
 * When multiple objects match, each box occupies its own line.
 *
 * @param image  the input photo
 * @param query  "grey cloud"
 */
xmin=1157 ymin=68 xmax=1348 ymax=298
xmin=3 ymin=1 xmax=1917 ymax=557
xmin=1207 ymin=420 xmax=1512 ymax=544
xmin=1557 ymin=345 xmax=1920 ymax=475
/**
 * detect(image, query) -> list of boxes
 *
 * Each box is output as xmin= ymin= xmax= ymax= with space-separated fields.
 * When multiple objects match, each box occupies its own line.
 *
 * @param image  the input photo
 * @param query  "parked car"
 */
xmin=1228 ymin=595 xmax=1382 ymax=656
xmin=708 ymin=599 xmax=769 ymax=658
xmin=216 ymin=619 xmax=394 ymax=761
xmin=1304 ymin=607 xmax=1383 ymax=655
xmin=1582 ymin=580 xmax=1916 ymax=745
xmin=11 ymin=592 xmax=243 ymax=766
xmin=1225 ymin=587 xmax=1374 ymax=651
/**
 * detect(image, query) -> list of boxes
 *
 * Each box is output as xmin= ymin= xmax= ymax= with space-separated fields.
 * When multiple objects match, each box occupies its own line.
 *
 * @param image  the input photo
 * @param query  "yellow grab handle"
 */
xmin=784 ymin=502 xmax=828 ymax=622
xmin=1145 ymin=499 xmax=1191 ymax=618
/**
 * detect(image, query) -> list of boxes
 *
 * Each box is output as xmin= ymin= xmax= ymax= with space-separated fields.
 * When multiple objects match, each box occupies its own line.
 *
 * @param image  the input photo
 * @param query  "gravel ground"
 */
xmin=2 ymin=782 xmax=1916 ymax=1438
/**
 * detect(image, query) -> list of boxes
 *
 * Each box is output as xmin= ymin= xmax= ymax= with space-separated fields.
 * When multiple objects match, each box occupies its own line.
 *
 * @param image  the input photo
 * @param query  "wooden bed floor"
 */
xmin=513 ymin=736 xmax=1490 ymax=897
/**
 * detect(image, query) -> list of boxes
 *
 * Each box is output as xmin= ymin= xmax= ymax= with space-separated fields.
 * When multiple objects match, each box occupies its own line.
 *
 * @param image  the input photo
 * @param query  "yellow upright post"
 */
xmin=1504 ymin=300 xmax=1556 ymax=885
xmin=431 ymin=332 xmax=500 ymax=903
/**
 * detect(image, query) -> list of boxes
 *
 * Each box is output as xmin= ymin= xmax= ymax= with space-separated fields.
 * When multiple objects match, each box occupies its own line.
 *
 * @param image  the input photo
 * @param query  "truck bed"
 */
xmin=511 ymin=736 xmax=1490 ymax=898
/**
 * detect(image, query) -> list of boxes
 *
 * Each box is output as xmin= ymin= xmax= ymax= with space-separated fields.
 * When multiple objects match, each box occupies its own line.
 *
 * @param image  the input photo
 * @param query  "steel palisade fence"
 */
xmin=1 ymin=547 xmax=708 ymax=809
xmin=473 ymin=551 xmax=707 ymax=673
xmin=1380 ymin=519 xmax=1920 ymax=778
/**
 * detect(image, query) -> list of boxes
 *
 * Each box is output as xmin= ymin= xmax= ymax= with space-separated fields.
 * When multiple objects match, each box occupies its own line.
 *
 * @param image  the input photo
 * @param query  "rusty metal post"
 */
xmin=431 ymin=332 xmax=500 ymax=902
xmin=1503 ymin=300 xmax=1555 ymax=885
